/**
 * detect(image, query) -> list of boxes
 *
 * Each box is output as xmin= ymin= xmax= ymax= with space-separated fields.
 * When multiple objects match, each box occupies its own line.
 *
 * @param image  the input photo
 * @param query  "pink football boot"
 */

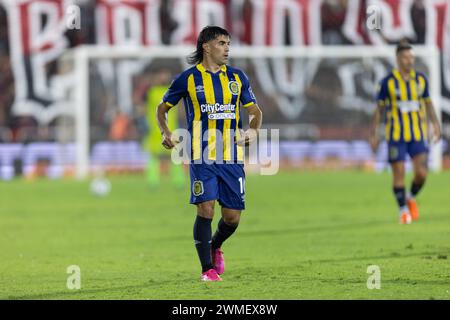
xmin=201 ymin=269 xmax=222 ymax=281
xmin=211 ymin=248 xmax=225 ymax=275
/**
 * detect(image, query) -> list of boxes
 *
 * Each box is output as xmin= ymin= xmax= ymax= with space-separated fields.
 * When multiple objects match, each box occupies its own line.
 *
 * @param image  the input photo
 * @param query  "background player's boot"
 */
xmin=211 ymin=248 xmax=225 ymax=275
xmin=407 ymin=198 xmax=419 ymax=221
xmin=201 ymin=269 xmax=222 ymax=281
xmin=399 ymin=209 xmax=412 ymax=225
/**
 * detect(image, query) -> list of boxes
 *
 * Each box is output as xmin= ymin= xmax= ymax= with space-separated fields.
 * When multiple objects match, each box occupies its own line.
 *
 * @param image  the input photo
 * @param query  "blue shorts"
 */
xmin=388 ymin=140 xmax=429 ymax=163
xmin=189 ymin=163 xmax=245 ymax=210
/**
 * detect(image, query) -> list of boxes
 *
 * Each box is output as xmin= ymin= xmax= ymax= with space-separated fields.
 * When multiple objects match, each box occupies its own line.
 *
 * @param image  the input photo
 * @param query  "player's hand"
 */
xmin=369 ymin=134 xmax=379 ymax=154
xmin=161 ymin=131 xmax=179 ymax=149
xmin=431 ymin=123 xmax=441 ymax=144
xmin=237 ymin=129 xmax=258 ymax=146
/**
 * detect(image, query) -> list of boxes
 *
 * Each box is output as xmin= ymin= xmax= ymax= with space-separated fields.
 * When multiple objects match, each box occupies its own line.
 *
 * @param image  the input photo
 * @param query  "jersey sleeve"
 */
xmin=376 ymin=78 xmax=388 ymax=106
xmin=239 ymin=70 xmax=257 ymax=107
xmin=162 ymin=72 xmax=188 ymax=107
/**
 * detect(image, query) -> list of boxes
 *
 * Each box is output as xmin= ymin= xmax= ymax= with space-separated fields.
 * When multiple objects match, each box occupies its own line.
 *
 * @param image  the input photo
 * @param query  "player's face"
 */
xmin=397 ymin=49 xmax=415 ymax=72
xmin=205 ymin=35 xmax=231 ymax=66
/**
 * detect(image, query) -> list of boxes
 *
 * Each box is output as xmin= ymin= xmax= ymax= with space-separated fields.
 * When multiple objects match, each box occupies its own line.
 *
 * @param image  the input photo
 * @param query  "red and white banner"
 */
xmin=3 ymin=0 xmax=450 ymax=124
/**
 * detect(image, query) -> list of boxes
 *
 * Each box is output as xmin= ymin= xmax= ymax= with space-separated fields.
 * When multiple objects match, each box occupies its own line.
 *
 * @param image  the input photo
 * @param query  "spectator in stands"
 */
xmin=321 ymin=0 xmax=349 ymax=45
xmin=411 ymin=0 xmax=426 ymax=44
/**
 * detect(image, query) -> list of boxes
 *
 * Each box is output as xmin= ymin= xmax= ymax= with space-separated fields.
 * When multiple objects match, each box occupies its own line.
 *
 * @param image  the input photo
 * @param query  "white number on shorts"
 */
xmin=238 ymin=177 xmax=245 ymax=194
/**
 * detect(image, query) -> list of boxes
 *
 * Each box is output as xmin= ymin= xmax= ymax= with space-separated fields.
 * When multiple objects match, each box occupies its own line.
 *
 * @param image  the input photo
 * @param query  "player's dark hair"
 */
xmin=396 ymin=41 xmax=413 ymax=55
xmin=187 ymin=26 xmax=230 ymax=65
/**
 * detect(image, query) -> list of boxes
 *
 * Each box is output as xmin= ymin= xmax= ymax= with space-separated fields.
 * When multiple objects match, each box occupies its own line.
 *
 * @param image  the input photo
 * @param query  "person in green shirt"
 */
xmin=143 ymin=69 xmax=185 ymax=188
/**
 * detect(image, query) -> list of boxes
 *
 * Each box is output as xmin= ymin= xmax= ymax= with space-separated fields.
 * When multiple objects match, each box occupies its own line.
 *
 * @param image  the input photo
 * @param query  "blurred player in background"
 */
xmin=370 ymin=42 xmax=441 ymax=224
xmin=144 ymin=69 xmax=185 ymax=188
xmin=156 ymin=26 xmax=263 ymax=281
xmin=109 ymin=110 xmax=131 ymax=141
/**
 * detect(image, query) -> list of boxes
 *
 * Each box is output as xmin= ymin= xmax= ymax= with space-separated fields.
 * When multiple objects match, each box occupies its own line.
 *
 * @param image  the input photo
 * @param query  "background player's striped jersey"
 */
xmin=162 ymin=64 xmax=257 ymax=162
xmin=377 ymin=69 xmax=430 ymax=143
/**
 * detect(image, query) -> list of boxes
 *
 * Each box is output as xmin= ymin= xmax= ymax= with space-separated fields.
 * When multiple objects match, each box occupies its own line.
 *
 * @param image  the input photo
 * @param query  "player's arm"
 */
xmin=237 ymin=103 xmax=263 ymax=146
xmin=155 ymin=73 xmax=187 ymax=149
xmin=236 ymin=70 xmax=262 ymax=146
xmin=370 ymin=101 xmax=384 ymax=153
xmin=370 ymin=79 xmax=387 ymax=153
xmin=424 ymin=99 xmax=441 ymax=143
xmin=421 ymin=74 xmax=441 ymax=143
xmin=156 ymin=102 xmax=178 ymax=149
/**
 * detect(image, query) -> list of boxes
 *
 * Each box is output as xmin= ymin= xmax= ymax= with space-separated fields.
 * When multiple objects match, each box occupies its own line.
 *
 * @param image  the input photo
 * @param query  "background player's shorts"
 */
xmin=189 ymin=163 xmax=245 ymax=210
xmin=388 ymin=140 xmax=429 ymax=163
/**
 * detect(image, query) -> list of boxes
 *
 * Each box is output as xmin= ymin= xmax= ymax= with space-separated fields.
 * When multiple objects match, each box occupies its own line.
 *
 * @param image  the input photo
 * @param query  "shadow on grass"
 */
xmin=302 ymin=250 xmax=449 ymax=264
xmin=2 ymin=277 xmax=200 ymax=300
xmin=164 ymin=219 xmax=391 ymax=242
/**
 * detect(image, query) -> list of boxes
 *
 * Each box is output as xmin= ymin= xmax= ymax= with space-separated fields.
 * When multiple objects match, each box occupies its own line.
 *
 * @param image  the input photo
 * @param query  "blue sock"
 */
xmin=410 ymin=181 xmax=424 ymax=197
xmin=393 ymin=186 xmax=406 ymax=210
xmin=193 ymin=216 xmax=213 ymax=272
xmin=212 ymin=218 xmax=238 ymax=249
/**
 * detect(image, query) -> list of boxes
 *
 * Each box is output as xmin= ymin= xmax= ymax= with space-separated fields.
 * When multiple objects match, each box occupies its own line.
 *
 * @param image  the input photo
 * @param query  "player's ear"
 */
xmin=202 ymin=42 xmax=210 ymax=55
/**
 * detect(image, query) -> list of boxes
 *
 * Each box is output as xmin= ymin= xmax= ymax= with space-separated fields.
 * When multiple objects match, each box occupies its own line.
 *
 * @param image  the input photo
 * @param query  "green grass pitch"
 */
xmin=1 ymin=171 xmax=449 ymax=300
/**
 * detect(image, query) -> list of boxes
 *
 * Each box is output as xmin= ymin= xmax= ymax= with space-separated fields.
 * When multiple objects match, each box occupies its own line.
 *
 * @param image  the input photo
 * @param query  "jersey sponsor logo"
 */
xmin=200 ymin=103 xmax=236 ymax=113
xmin=192 ymin=180 xmax=204 ymax=196
xmin=228 ymin=81 xmax=240 ymax=95
xmin=398 ymin=101 xmax=420 ymax=113
xmin=196 ymin=85 xmax=204 ymax=93
xmin=208 ymin=113 xmax=236 ymax=120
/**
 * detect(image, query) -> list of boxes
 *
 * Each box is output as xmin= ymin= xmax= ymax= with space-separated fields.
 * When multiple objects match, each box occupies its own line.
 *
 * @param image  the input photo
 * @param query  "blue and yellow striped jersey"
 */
xmin=377 ymin=69 xmax=430 ymax=142
xmin=162 ymin=64 xmax=257 ymax=162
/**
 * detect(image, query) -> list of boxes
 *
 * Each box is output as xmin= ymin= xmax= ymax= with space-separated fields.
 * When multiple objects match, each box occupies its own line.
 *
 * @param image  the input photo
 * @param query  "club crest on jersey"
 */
xmin=228 ymin=81 xmax=240 ymax=95
xmin=192 ymin=180 xmax=204 ymax=196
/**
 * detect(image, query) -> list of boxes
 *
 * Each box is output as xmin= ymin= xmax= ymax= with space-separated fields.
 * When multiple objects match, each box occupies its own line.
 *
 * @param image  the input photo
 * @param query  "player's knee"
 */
xmin=198 ymin=209 xmax=214 ymax=219
xmin=393 ymin=170 xmax=405 ymax=180
xmin=415 ymin=169 xmax=427 ymax=183
xmin=393 ymin=175 xmax=404 ymax=187
xmin=223 ymin=214 xmax=240 ymax=226
xmin=392 ymin=166 xmax=405 ymax=181
xmin=197 ymin=202 xmax=215 ymax=219
xmin=393 ymin=173 xmax=405 ymax=186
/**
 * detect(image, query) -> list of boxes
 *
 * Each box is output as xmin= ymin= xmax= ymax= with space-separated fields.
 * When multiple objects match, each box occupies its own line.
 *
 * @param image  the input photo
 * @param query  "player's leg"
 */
xmin=146 ymin=156 xmax=160 ymax=187
xmin=211 ymin=207 xmax=241 ymax=275
xmin=146 ymin=133 xmax=163 ymax=187
xmin=195 ymin=200 xmax=222 ymax=281
xmin=213 ymin=207 xmax=241 ymax=249
xmin=388 ymin=142 xmax=411 ymax=224
xmin=194 ymin=200 xmax=216 ymax=277
xmin=407 ymin=142 xmax=429 ymax=220
xmin=411 ymin=153 xmax=428 ymax=193
xmin=190 ymin=164 xmax=221 ymax=281
xmin=212 ymin=164 xmax=245 ymax=274
xmin=391 ymin=161 xmax=411 ymax=224
xmin=169 ymin=161 xmax=185 ymax=189
xmin=214 ymin=164 xmax=245 ymax=242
